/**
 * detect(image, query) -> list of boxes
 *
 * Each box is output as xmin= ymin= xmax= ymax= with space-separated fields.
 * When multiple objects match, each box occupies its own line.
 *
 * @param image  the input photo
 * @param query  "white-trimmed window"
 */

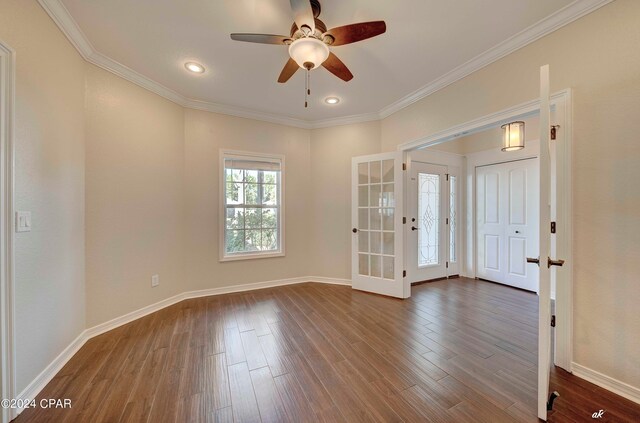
xmin=220 ymin=150 xmax=284 ymax=261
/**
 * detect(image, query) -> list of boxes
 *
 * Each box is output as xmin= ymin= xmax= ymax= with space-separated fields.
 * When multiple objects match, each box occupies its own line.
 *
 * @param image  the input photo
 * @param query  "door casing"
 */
xmin=0 ymin=39 xmax=16 ymax=423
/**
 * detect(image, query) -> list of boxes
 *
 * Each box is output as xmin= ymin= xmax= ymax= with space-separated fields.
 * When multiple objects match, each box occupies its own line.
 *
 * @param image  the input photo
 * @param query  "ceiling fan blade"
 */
xmin=290 ymin=0 xmax=315 ymax=32
xmin=325 ymin=21 xmax=387 ymax=46
xmin=322 ymin=52 xmax=353 ymax=82
xmin=278 ymin=58 xmax=299 ymax=83
xmin=230 ymin=33 xmax=290 ymax=45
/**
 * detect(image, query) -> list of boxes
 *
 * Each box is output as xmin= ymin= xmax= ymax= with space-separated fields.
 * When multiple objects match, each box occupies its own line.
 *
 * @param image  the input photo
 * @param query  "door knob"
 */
xmin=548 ymin=258 xmax=565 ymax=268
xmin=352 ymin=228 xmax=358 ymax=233
xmin=515 ymin=230 xmax=521 ymax=234
xmin=526 ymin=257 xmax=540 ymax=266
xmin=411 ymin=226 xmax=418 ymax=231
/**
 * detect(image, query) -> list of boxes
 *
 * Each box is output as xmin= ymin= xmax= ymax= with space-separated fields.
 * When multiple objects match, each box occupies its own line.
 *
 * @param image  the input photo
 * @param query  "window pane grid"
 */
xmin=223 ymin=161 xmax=281 ymax=257
xmin=357 ymin=159 xmax=395 ymax=280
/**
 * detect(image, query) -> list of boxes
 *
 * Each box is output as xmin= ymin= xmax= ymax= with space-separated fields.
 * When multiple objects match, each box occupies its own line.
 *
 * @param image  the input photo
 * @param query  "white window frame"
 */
xmin=219 ymin=150 xmax=285 ymax=262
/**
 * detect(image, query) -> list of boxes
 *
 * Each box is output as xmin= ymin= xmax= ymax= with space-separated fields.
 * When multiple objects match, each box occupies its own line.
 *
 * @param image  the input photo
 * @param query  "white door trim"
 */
xmin=0 ymin=39 xmax=16 ymax=423
xmin=398 ymin=89 xmax=573 ymax=372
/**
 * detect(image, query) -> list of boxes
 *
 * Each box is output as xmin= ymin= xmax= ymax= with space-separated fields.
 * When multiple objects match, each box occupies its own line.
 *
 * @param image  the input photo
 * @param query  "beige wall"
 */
xmin=0 ymin=0 xmax=86 ymax=393
xmin=3 ymin=0 xmax=639 ymax=401
xmin=380 ymin=0 xmax=640 ymax=389
xmin=84 ymin=64 xmax=186 ymax=327
xmin=184 ymin=109 xmax=311 ymax=290
xmin=309 ymin=122 xmax=381 ymax=279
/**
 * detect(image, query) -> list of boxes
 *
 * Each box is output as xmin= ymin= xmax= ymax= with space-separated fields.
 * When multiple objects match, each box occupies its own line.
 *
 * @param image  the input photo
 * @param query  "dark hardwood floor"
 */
xmin=13 ymin=278 xmax=640 ymax=422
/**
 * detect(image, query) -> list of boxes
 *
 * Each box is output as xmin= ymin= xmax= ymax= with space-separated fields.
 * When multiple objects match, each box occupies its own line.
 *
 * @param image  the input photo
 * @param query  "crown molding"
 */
xmin=378 ymin=0 xmax=613 ymax=119
xmin=38 ymin=0 xmax=612 ymax=129
xmin=184 ymin=98 xmax=314 ymax=129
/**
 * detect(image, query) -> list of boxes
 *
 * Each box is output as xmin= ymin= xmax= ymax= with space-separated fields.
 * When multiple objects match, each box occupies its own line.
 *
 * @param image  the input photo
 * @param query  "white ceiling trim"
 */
xmin=378 ymin=0 xmax=613 ymax=119
xmin=38 ymin=0 xmax=611 ymax=130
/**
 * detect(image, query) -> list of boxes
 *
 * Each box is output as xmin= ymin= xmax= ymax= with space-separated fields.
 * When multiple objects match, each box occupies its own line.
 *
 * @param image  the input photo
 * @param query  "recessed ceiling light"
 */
xmin=185 ymin=62 xmax=205 ymax=74
xmin=325 ymin=97 xmax=340 ymax=105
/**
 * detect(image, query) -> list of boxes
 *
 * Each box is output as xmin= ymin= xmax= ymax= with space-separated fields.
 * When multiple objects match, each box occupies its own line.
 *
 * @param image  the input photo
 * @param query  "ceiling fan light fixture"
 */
xmin=288 ymin=37 xmax=329 ymax=70
xmin=184 ymin=62 xmax=205 ymax=74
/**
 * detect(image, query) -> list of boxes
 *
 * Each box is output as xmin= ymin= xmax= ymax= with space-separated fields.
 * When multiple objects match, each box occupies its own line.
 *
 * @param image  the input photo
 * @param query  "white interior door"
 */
xmin=351 ymin=152 xmax=407 ymax=298
xmin=534 ymin=64 xmax=554 ymax=421
xmin=476 ymin=159 xmax=539 ymax=291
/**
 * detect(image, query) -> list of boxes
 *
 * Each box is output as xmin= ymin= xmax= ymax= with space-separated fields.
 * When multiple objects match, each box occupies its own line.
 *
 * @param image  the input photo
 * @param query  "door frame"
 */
xmin=405 ymin=152 xmax=463 ymax=283
xmin=398 ymin=89 xmax=573 ymax=372
xmin=0 ymin=40 xmax=16 ymax=423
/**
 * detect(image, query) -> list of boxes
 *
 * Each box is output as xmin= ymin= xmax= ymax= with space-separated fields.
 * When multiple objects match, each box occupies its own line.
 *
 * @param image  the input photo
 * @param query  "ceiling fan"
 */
xmin=230 ymin=0 xmax=386 ymax=106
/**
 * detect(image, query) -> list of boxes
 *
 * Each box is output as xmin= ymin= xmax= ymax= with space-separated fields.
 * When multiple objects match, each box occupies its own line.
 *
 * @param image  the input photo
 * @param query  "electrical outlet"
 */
xmin=151 ymin=274 xmax=159 ymax=287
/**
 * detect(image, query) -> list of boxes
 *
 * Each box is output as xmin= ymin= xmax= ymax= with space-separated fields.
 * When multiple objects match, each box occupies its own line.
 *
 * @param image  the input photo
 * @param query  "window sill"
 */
xmin=219 ymin=251 xmax=285 ymax=262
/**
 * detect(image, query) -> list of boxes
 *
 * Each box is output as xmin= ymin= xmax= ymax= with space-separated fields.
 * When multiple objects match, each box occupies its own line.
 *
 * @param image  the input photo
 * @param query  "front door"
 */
xmin=407 ymin=162 xmax=460 ymax=282
xmin=476 ymin=158 xmax=539 ymax=291
xmin=351 ymin=152 xmax=407 ymax=298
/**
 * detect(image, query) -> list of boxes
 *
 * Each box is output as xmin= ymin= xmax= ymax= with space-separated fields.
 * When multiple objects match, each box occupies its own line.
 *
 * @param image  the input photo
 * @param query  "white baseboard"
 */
xmin=15 ymin=332 xmax=87 ymax=413
xmin=572 ymin=362 xmax=640 ymax=405
xmin=186 ymin=276 xmax=311 ymax=299
xmin=305 ymin=276 xmax=352 ymax=286
xmin=14 ymin=276 xmax=351 ymax=414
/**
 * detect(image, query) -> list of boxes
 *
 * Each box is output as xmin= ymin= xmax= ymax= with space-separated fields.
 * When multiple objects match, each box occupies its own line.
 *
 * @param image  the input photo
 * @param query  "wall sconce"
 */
xmin=501 ymin=121 xmax=525 ymax=152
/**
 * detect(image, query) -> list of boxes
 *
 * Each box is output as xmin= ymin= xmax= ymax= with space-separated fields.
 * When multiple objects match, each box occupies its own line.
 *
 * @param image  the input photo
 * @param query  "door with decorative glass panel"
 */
xmin=352 ymin=152 xmax=407 ymax=298
xmin=407 ymin=162 xmax=460 ymax=283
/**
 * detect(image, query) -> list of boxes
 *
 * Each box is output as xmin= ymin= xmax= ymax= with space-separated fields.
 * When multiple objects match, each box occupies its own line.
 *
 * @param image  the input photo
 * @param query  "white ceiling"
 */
xmin=57 ymin=0 xmax=580 ymax=124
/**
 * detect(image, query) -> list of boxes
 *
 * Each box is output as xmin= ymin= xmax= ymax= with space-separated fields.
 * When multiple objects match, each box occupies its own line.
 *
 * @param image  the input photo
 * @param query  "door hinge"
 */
xmin=551 ymin=125 xmax=560 ymax=140
xmin=446 ymin=173 xmax=449 ymax=181
xmin=403 ymin=270 xmax=406 ymax=278
xmin=446 ymin=218 xmax=449 ymax=225
xmin=446 ymin=262 xmax=449 ymax=269
xmin=403 ymin=217 xmax=406 ymax=224
xmin=551 ymin=315 xmax=556 ymax=327
xmin=551 ymin=221 xmax=556 ymax=234
xmin=402 ymin=163 xmax=407 ymax=171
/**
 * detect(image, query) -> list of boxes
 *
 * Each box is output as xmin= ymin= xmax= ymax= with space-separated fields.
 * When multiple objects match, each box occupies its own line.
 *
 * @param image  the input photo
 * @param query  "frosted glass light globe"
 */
xmin=288 ymin=38 xmax=330 ymax=70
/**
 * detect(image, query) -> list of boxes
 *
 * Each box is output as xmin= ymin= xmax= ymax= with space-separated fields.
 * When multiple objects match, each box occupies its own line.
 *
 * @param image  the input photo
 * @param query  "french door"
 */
xmin=407 ymin=162 xmax=459 ymax=282
xmin=533 ymin=64 xmax=563 ymax=421
xmin=351 ymin=152 xmax=408 ymax=298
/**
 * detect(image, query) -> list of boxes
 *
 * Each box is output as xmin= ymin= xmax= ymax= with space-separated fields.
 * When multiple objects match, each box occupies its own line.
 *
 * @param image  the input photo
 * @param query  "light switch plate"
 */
xmin=151 ymin=274 xmax=159 ymax=287
xmin=16 ymin=211 xmax=31 ymax=232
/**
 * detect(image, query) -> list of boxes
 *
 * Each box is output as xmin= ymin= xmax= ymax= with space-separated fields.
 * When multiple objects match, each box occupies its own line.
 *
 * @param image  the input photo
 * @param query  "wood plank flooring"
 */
xmin=13 ymin=278 xmax=640 ymax=422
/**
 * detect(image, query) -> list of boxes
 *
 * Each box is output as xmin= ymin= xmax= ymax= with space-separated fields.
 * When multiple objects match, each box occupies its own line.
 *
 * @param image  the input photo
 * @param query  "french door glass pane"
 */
xmin=450 ymin=175 xmax=457 ymax=263
xmin=382 ymin=160 xmax=394 ymax=183
xmin=358 ymin=162 xmax=369 ymax=185
xmin=418 ymin=173 xmax=440 ymax=266
xmin=359 ymin=186 xmax=369 ymax=207
xmin=358 ymin=231 xmax=369 ymax=253
xmin=358 ymin=208 xmax=368 ymax=230
xmin=371 ymin=231 xmax=382 ymax=254
xmin=359 ymin=254 xmax=369 ymax=276
xmin=370 ymin=184 xmax=382 ymax=207
xmin=357 ymin=159 xmax=396 ymax=280
xmin=383 ymin=256 xmax=394 ymax=280
xmin=370 ymin=161 xmax=381 ymax=184
xmin=383 ymin=232 xmax=394 ymax=255
xmin=371 ymin=255 xmax=382 ymax=278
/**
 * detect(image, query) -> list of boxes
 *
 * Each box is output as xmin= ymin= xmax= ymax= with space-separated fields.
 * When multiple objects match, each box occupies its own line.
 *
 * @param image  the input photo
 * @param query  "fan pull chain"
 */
xmin=305 ymin=69 xmax=309 ymax=108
